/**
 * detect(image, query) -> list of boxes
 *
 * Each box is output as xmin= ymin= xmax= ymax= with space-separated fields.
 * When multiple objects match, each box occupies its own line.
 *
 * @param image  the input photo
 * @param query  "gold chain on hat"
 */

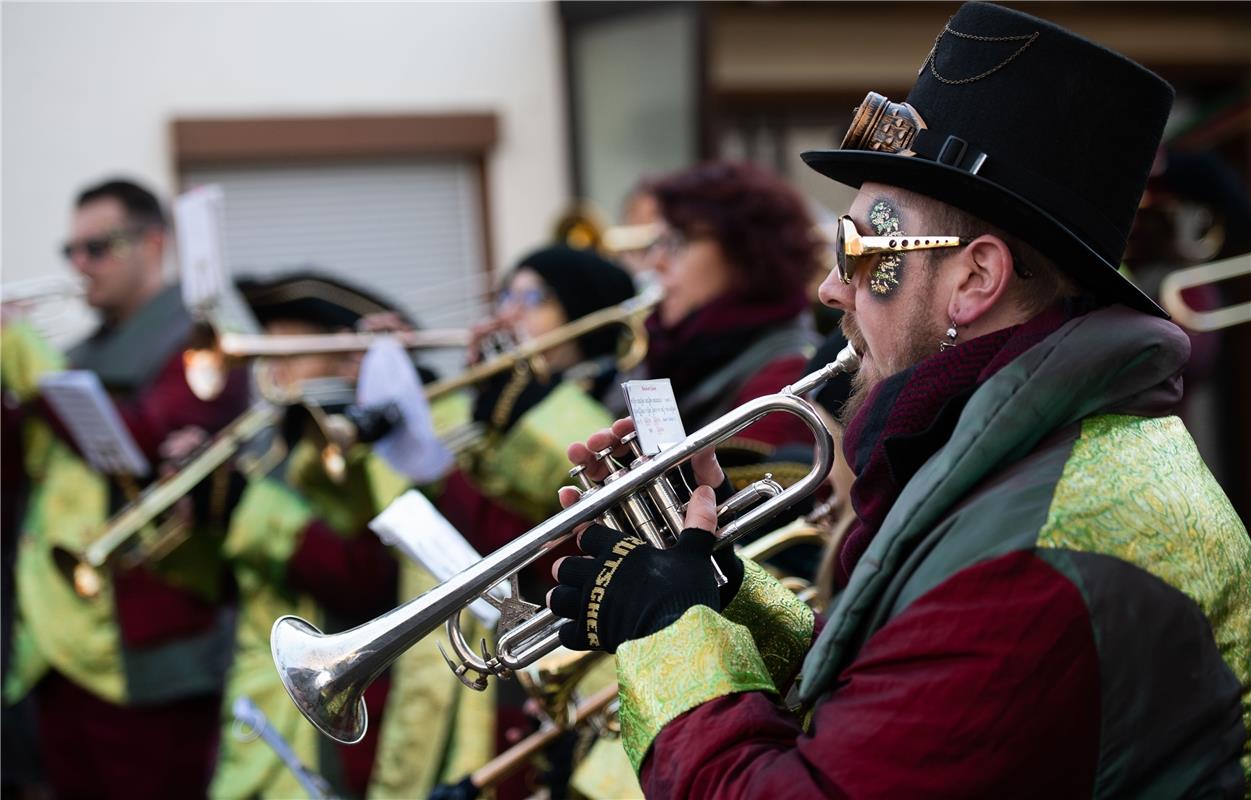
xmin=921 ymin=20 xmax=1039 ymax=86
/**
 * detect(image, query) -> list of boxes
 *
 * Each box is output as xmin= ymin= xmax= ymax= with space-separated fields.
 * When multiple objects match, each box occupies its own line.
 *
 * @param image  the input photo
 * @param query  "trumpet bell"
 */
xmin=271 ymin=615 xmax=369 ymax=744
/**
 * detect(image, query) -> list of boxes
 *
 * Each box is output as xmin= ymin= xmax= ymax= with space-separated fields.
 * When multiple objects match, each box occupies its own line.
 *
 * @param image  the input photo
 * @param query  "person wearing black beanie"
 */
xmin=471 ymin=245 xmax=636 ymax=431
xmin=434 ymin=245 xmax=637 ymax=800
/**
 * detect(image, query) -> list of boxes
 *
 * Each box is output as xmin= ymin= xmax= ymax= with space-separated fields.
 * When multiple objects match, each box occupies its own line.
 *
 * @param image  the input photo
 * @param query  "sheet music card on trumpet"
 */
xmin=621 ymin=379 xmax=686 ymax=455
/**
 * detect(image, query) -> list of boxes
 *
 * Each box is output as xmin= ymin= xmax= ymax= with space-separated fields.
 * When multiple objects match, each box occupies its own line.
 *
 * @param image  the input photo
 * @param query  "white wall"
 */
xmin=1 ymin=1 xmax=568 ymax=287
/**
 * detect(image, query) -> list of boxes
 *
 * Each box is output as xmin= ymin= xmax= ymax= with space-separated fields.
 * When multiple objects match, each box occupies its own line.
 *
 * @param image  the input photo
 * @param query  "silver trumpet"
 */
xmin=271 ymin=345 xmax=860 ymax=745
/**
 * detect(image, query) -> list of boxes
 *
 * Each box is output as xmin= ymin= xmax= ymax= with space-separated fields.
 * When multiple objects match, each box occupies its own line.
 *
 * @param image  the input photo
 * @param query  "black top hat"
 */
xmin=802 ymin=2 xmax=1174 ymax=316
xmin=236 ymin=270 xmax=413 ymax=330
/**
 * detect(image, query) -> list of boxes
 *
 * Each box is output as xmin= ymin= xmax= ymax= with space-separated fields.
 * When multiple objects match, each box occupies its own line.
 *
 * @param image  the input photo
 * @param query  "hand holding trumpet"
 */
xmin=546 ymin=418 xmax=744 ymax=654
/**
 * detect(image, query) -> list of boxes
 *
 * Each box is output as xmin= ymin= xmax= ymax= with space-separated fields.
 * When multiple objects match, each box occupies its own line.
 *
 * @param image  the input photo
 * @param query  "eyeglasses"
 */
xmin=832 ymin=215 xmax=966 ymax=285
xmin=61 ymin=228 xmax=146 ymax=262
xmin=497 ymin=286 xmax=551 ymax=311
xmin=650 ymin=229 xmax=688 ymax=255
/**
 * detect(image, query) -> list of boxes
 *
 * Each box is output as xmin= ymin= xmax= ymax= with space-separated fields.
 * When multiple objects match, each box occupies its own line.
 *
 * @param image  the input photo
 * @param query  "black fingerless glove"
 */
xmin=428 ymin=776 xmax=478 ymax=800
xmin=547 ymin=524 xmax=721 ymax=653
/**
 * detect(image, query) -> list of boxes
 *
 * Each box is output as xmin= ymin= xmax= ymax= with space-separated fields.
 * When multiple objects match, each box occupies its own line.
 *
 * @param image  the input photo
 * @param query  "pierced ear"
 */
xmin=948 ymin=235 xmax=1013 ymax=325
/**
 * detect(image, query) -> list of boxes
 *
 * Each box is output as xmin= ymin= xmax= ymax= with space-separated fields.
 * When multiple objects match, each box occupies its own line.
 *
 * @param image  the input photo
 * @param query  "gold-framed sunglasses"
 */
xmin=832 ymin=215 xmax=966 ymax=285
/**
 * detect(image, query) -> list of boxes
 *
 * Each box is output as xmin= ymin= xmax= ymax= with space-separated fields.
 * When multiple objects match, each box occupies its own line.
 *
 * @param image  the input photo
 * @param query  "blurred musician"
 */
xmin=439 ymin=246 xmax=636 ymax=586
xmin=618 ymin=161 xmax=825 ymax=480
xmin=435 ymin=247 xmax=634 ymax=799
xmin=204 ymin=272 xmax=489 ymax=799
xmin=547 ymin=5 xmax=1249 ymax=797
xmin=2 ymin=179 xmax=248 ymax=799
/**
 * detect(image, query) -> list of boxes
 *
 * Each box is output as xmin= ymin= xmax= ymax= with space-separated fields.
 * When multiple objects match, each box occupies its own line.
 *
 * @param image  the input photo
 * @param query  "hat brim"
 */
xmin=801 ymin=149 xmax=1165 ymax=317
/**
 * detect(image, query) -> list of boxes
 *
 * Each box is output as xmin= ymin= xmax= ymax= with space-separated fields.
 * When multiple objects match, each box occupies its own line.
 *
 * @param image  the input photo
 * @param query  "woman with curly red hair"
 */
xmin=624 ymin=160 xmax=824 ymax=466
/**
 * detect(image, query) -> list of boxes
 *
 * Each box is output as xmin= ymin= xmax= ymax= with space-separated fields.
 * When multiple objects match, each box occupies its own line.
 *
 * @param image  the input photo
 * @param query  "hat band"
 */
xmin=841 ymin=91 xmax=1125 ymax=264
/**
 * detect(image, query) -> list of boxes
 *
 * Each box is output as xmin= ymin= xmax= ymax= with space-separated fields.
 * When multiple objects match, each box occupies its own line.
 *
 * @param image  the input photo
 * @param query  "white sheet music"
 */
xmin=622 ymin=378 xmax=686 ymax=455
xmin=39 ymin=370 xmax=150 ymax=477
xmin=370 ymin=490 xmax=508 ymax=627
xmin=175 ymin=185 xmax=229 ymax=313
xmin=357 ymin=339 xmax=453 ymax=484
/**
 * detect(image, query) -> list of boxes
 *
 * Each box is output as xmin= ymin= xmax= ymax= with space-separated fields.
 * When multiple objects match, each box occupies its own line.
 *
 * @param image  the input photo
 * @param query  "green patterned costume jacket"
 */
xmin=615 ymin=305 xmax=1250 ymax=797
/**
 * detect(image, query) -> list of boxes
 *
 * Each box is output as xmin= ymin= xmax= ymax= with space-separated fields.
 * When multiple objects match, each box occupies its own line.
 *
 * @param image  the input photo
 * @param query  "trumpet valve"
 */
xmin=593 ymin=446 xmax=624 ymax=473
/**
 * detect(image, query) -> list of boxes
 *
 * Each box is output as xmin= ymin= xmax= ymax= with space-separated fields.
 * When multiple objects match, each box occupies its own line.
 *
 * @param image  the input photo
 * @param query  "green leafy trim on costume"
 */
xmin=722 ymin=558 xmax=815 ymax=689
xmin=1 ymin=320 xmax=65 ymax=399
xmin=224 ymin=477 xmax=316 ymax=588
xmin=1036 ymin=413 xmax=1251 ymax=781
xmin=616 ymin=605 xmax=775 ymax=773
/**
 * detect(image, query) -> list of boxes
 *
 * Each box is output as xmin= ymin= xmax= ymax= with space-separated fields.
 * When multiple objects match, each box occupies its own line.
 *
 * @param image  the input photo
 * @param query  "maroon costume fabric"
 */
xmin=35 ymin=673 xmax=222 ymax=800
xmin=32 ymin=343 xmax=247 ymax=800
xmin=638 ymin=305 xmax=1108 ymax=797
xmin=37 ymin=350 xmax=249 ymax=647
xmin=642 ymin=552 xmax=1100 ymax=798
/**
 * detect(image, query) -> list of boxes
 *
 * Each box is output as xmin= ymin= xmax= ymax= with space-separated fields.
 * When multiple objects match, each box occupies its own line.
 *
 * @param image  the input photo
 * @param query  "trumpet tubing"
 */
xmin=270 ymin=345 xmax=858 ymax=745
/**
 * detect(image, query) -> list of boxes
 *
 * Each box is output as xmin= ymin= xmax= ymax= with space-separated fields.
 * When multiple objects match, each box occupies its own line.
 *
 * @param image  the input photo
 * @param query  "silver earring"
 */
xmin=939 ymin=320 xmax=958 ymax=352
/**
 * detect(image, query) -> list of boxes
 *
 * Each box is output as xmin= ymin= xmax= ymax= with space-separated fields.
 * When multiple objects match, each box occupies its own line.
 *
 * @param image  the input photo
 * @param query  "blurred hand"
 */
xmin=561 ymin=417 xmax=723 ymax=488
xmin=466 ymin=317 xmax=516 ymax=366
xmin=159 ymin=426 xmax=208 ymax=464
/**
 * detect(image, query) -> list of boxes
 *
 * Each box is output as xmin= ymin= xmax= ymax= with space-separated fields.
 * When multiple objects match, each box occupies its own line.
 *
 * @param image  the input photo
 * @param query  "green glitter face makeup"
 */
xmin=867 ymin=200 xmax=903 ymax=296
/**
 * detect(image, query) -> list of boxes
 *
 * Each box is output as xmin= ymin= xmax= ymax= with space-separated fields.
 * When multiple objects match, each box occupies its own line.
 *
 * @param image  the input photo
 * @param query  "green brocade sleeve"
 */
xmin=470 ymin=382 xmax=613 ymax=520
xmin=1 ymin=320 xmax=65 ymax=399
xmin=223 ymin=478 xmax=315 ymax=585
xmin=615 ymin=605 xmax=776 ymax=773
xmin=722 ymin=558 xmax=815 ymax=689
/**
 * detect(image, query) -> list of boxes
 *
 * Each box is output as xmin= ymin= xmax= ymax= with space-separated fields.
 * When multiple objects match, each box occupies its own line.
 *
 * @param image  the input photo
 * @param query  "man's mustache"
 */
xmin=840 ymin=313 xmax=868 ymax=357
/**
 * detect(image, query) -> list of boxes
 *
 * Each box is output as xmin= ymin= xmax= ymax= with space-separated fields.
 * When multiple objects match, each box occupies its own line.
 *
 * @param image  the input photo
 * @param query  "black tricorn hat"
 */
xmin=802 ymin=2 xmax=1174 ymax=316
xmin=236 ymin=270 xmax=414 ymax=330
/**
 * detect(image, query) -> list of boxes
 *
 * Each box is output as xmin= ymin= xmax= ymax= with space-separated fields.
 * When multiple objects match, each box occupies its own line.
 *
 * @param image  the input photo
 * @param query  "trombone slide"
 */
xmin=52 ymin=402 xmax=281 ymax=596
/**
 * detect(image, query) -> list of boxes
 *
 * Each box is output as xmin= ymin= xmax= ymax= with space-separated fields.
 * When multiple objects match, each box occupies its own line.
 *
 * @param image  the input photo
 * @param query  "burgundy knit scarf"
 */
xmin=836 ymin=305 xmax=1070 ymax=587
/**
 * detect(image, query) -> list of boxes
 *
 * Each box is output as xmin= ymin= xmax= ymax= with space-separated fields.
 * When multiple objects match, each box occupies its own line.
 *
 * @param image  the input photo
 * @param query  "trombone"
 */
xmin=0 ymin=277 xmax=85 ymax=307
xmin=51 ymin=401 xmax=283 ymax=598
xmin=422 ymin=287 xmax=660 ymax=401
xmin=270 ymin=344 xmax=859 ymax=745
xmin=184 ymin=326 xmax=470 ymax=402
xmin=552 ymin=204 xmax=662 ymax=256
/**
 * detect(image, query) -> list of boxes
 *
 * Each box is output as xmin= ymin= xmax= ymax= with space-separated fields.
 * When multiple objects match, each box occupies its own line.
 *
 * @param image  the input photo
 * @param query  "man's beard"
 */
xmin=836 ymin=306 xmax=941 ymax=428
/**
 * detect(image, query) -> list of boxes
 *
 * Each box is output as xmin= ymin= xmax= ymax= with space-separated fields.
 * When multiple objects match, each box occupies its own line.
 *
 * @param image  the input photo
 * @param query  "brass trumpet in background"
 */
xmin=270 ymin=344 xmax=859 ymax=745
